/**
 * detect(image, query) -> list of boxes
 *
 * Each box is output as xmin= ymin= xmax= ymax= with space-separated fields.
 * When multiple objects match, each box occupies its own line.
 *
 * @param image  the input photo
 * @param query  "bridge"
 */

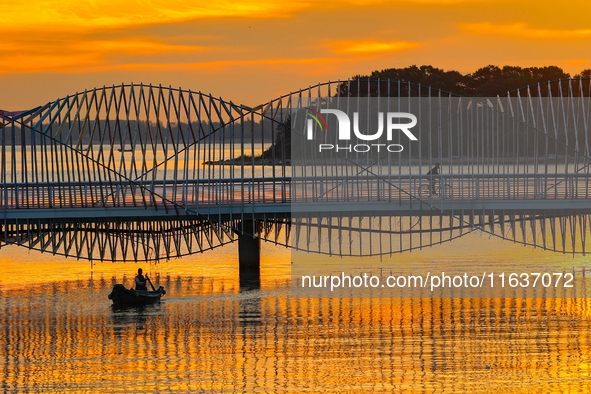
xmin=2 ymin=79 xmax=591 ymax=276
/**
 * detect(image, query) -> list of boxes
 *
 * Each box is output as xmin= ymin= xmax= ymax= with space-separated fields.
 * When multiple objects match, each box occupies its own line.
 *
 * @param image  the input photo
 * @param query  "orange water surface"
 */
xmin=2 ymin=236 xmax=591 ymax=392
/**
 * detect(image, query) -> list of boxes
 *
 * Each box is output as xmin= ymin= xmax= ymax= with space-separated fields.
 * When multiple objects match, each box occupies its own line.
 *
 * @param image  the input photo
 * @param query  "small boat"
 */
xmin=108 ymin=284 xmax=166 ymax=305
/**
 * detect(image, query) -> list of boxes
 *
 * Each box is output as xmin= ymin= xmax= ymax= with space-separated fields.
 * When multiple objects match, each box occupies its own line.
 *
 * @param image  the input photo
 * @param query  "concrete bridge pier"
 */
xmin=237 ymin=221 xmax=261 ymax=289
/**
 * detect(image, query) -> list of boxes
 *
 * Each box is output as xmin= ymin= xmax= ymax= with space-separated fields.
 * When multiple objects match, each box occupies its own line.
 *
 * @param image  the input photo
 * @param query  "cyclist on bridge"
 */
xmin=426 ymin=163 xmax=441 ymax=195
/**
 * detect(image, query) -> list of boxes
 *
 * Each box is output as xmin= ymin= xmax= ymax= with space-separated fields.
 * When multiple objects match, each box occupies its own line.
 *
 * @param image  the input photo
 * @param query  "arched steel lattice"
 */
xmin=1 ymin=79 xmax=591 ymax=261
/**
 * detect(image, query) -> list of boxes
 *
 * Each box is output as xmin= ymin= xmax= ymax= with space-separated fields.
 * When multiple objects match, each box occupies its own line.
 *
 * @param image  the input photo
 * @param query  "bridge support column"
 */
xmin=238 ymin=221 xmax=261 ymax=289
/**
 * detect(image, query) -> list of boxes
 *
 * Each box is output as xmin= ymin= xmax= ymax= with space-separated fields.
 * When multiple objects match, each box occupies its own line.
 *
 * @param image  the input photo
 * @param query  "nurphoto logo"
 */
xmin=304 ymin=107 xmax=418 ymax=153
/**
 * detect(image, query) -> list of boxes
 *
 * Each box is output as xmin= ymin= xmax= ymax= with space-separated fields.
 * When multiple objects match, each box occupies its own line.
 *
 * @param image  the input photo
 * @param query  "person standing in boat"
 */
xmin=135 ymin=268 xmax=148 ymax=291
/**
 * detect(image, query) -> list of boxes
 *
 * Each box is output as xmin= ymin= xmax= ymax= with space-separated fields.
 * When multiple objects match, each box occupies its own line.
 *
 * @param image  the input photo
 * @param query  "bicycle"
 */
xmin=417 ymin=181 xmax=453 ymax=199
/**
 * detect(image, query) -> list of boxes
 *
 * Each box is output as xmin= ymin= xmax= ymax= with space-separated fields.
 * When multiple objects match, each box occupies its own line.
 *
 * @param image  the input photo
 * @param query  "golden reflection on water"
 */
xmin=2 ymin=239 xmax=591 ymax=391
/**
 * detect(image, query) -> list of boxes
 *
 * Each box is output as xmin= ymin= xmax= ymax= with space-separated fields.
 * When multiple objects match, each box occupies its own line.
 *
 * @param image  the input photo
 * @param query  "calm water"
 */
xmin=2 ymin=240 xmax=591 ymax=392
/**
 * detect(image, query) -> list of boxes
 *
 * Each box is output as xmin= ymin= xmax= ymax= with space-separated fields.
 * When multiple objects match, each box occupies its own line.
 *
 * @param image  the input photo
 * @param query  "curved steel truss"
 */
xmin=1 ymin=79 xmax=591 ymax=260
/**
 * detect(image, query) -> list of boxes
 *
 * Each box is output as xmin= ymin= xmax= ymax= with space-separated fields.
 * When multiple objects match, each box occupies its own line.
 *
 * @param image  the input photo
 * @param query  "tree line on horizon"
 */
xmin=338 ymin=65 xmax=591 ymax=97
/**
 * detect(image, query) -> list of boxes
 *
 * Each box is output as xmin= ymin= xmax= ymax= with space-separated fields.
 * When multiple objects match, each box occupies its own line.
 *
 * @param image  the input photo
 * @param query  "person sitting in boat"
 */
xmin=135 ymin=268 xmax=148 ymax=291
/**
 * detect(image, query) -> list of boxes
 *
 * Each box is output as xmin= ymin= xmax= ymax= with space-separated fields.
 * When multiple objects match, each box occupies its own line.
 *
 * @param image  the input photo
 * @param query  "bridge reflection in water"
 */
xmin=1 ymin=79 xmax=591 ymax=266
xmin=1 ymin=270 xmax=591 ymax=392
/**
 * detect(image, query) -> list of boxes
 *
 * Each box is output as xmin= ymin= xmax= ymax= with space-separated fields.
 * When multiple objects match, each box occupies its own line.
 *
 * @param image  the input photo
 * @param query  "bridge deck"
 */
xmin=4 ymin=199 xmax=591 ymax=221
xmin=2 ymin=174 xmax=591 ymax=220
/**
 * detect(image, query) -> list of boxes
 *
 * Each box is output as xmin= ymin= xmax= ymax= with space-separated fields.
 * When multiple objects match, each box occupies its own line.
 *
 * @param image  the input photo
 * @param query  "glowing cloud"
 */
xmin=0 ymin=35 xmax=209 ymax=73
xmin=461 ymin=22 xmax=591 ymax=40
xmin=565 ymin=59 xmax=588 ymax=67
xmin=2 ymin=0 xmax=303 ymax=31
xmin=331 ymin=40 xmax=419 ymax=54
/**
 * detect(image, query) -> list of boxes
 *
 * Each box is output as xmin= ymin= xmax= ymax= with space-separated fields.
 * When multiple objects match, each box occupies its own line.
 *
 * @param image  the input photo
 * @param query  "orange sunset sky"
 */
xmin=1 ymin=0 xmax=590 ymax=110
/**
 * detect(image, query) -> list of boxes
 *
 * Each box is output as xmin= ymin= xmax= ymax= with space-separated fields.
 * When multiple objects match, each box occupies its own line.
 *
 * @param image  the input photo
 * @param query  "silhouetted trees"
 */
xmin=338 ymin=65 xmax=588 ymax=97
xmin=258 ymin=115 xmax=291 ymax=161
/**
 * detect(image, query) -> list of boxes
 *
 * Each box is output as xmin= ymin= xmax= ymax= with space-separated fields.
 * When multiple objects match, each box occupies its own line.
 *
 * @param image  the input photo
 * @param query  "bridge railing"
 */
xmin=1 ymin=173 xmax=591 ymax=210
